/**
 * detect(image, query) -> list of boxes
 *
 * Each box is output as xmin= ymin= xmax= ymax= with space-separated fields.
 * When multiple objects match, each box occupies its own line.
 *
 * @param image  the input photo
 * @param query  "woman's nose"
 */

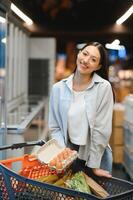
xmin=83 ymin=57 xmax=90 ymax=64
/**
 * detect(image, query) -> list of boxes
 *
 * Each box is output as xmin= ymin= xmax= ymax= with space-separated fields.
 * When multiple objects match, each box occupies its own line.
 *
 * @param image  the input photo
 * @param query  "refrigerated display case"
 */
xmin=0 ymin=0 xmax=10 ymax=159
xmin=0 ymin=0 xmax=56 ymax=164
xmin=0 ymin=1 xmax=48 ymax=162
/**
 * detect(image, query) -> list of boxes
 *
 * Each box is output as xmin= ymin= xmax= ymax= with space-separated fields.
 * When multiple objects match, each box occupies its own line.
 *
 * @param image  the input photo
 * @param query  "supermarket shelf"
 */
xmin=7 ymin=99 xmax=46 ymax=134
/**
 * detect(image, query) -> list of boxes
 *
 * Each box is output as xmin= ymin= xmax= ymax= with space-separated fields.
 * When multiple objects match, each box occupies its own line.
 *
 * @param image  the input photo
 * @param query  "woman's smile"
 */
xmin=79 ymin=60 xmax=90 ymax=69
xmin=80 ymin=63 xmax=88 ymax=69
xmin=77 ymin=64 xmax=90 ymax=75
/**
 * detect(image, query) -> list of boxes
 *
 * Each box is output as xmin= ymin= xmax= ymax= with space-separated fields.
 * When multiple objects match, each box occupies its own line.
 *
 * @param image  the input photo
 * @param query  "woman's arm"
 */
xmin=87 ymin=82 xmax=114 ymax=173
xmin=48 ymin=85 xmax=66 ymax=147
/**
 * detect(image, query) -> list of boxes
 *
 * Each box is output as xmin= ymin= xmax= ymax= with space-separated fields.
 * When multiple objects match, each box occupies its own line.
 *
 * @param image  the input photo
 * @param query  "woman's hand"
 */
xmin=92 ymin=168 xmax=112 ymax=178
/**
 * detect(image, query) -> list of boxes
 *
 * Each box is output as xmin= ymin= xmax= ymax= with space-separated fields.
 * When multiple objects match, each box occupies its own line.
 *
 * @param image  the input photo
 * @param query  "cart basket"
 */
xmin=0 ymin=141 xmax=133 ymax=200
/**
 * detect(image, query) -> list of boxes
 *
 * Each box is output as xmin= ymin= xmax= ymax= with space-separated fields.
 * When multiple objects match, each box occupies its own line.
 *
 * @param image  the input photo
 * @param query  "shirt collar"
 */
xmin=63 ymin=72 xmax=104 ymax=91
xmin=63 ymin=74 xmax=74 ymax=91
xmin=91 ymin=73 xmax=104 ymax=83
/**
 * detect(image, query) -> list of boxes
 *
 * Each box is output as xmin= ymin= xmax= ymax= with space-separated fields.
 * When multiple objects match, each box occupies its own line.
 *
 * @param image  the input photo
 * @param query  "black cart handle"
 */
xmin=0 ymin=140 xmax=45 ymax=151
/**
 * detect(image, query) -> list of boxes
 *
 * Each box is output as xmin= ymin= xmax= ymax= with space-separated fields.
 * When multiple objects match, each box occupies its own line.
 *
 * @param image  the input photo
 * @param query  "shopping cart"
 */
xmin=0 ymin=141 xmax=133 ymax=200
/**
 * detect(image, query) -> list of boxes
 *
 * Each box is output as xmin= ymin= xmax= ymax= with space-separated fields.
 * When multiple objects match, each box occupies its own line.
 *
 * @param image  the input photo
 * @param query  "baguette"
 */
xmin=83 ymin=172 xmax=109 ymax=198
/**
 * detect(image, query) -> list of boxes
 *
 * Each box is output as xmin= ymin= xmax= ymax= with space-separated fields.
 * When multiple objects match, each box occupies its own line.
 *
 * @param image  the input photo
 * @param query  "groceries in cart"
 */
xmin=36 ymin=169 xmax=109 ymax=198
xmin=0 ymin=140 xmax=133 ymax=200
xmin=35 ymin=139 xmax=109 ymax=198
xmin=36 ymin=139 xmax=78 ymax=172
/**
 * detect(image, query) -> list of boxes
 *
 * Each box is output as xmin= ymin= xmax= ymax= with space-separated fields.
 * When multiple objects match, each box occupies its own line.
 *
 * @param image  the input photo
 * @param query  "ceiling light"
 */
xmin=116 ymin=4 xmax=133 ymax=25
xmin=11 ymin=3 xmax=33 ymax=25
xmin=105 ymin=40 xmax=125 ymax=50
xmin=105 ymin=43 xmax=120 ymax=50
xmin=1 ymin=37 xmax=6 ymax=43
xmin=76 ymin=43 xmax=86 ymax=49
xmin=112 ymin=39 xmax=120 ymax=45
xmin=0 ymin=16 xmax=6 ymax=23
xmin=105 ymin=44 xmax=125 ymax=50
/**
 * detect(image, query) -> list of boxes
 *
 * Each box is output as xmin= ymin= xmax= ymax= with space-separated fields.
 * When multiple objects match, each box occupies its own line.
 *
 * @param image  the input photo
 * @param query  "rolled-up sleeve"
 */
xmin=87 ymin=82 xmax=114 ymax=168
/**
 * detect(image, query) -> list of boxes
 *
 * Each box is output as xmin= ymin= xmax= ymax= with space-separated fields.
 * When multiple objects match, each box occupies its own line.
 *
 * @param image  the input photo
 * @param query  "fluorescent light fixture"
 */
xmin=1 ymin=37 xmax=6 ymax=43
xmin=105 ymin=39 xmax=125 ymax=50
xmin=116 ymin=4 xmax=133 ymax=25
xmin=11 ymin=3 xmax=33 ymax=25
xmin=77 ymin=43 xmax=86 ymax=49
xmin=105 ymin=44 xmax=125 ymax=50
xmin=112 ymin=39 xmax=120 ymax=45
xmin=0 ymin=16 xmax=6 ymax=23
xmin=105 ymin=43 xmax=120 ymax=50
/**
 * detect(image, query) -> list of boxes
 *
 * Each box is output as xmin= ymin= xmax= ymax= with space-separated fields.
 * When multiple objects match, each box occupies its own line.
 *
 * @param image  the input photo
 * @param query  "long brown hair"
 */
xmin=76 ymin=42 xmax=109 ymax=80
xmin=74 ymin=42 xmax=115 ymax=101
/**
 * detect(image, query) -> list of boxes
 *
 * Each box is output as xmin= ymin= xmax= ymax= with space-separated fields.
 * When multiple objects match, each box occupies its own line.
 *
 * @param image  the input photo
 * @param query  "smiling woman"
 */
xmin=48 ymin=42 xmax=114 ymax=178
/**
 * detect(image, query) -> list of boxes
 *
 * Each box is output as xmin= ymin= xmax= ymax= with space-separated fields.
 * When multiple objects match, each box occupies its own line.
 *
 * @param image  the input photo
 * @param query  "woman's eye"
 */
xmin=82 ymin=52 xmax=87 ymax=56
xmin=92 ymin=58 xmax=96 ymax=62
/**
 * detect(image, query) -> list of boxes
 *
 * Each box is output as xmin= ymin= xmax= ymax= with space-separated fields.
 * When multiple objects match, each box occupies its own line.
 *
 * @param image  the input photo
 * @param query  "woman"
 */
xmin=48 ymin=42 xmax=114 ymax=177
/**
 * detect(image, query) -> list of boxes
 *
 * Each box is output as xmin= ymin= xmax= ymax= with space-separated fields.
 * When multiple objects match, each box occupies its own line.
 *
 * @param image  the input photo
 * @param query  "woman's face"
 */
xmin=76 ymin=45 xmax=101 ymax=75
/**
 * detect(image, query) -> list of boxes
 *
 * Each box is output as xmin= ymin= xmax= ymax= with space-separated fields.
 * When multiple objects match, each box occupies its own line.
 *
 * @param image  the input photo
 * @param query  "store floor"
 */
xmin=112 ymin=163 xmax=132 ymax=182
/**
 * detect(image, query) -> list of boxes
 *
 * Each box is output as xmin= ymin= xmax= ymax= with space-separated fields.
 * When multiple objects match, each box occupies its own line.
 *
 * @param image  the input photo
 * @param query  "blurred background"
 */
xmin=0 ymin=0 xmax=133 ymax=180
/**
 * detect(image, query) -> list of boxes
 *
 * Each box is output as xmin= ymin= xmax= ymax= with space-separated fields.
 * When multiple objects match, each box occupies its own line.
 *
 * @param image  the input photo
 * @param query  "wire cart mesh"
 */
xmin=0 ymin=141 xmax=133 ymax=200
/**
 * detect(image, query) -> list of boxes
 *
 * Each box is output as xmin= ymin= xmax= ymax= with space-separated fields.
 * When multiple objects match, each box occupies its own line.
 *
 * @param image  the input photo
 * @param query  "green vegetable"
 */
xmin=66 ymin=171 xmax=91 ymax=194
